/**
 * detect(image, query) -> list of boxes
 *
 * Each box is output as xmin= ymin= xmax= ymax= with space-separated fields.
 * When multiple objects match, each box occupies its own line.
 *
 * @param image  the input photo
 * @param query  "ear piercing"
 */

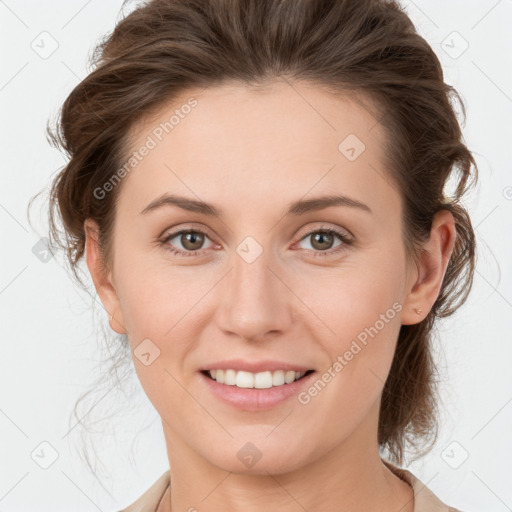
xmin=414 ymin=308 xmax=422 ymax=315
xmin=109 ymin=312 xmax=114 ymax=322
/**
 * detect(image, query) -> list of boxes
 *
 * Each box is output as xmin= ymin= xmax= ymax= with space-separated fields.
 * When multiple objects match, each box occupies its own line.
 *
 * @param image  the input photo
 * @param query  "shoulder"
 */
xmin=117 ymin=470 xmax=170 ymax=512
xmin=382 ymin=460 xmax=466 ymax=512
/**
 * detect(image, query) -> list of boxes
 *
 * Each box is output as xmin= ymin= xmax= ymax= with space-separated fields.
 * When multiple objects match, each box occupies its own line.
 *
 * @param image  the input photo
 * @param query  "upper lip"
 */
xmin=201 ymin=359 xmax=314 ymax=373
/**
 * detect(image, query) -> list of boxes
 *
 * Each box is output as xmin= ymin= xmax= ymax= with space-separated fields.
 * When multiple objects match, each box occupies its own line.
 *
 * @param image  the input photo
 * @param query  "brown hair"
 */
xmin=36 ymin=0 xmax=477 ymax=469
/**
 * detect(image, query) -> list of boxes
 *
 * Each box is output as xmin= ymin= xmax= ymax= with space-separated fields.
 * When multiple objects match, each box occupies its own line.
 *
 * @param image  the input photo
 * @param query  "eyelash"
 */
xmin=160 ymin=226 xmax=352 ymax=258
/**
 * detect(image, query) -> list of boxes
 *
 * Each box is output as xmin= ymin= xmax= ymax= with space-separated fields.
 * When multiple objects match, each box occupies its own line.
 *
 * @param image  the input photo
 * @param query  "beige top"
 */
xmin=119 ymin=460 xmax=464 ymax=512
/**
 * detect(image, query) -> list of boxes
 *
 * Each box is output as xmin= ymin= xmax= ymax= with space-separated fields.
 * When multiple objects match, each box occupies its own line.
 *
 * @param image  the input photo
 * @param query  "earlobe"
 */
xmin=401 ymin=210 xmax=456 ymax=325
xmin=84 ymin=219 xmax=127 ymax=334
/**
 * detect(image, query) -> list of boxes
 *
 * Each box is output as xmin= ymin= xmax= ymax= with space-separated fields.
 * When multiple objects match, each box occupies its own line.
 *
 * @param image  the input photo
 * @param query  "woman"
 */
xmin=45 ymin=0 xmax=477 ymax=510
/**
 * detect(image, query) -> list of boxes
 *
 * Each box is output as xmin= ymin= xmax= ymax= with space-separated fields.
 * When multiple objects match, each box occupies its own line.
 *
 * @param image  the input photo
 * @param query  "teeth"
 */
xmin=207 ymin=369 xmax=308 ymax=388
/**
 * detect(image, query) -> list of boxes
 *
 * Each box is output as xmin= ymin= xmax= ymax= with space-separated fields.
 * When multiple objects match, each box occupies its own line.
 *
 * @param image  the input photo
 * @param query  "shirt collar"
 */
xmin=382 ymin=460 xmax=459 ymax=512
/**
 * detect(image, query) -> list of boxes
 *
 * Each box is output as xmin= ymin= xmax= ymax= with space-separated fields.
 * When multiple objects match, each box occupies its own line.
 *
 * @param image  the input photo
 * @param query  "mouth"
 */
xmin=200 ymin=368 xmax=316 ymax=389
xmin=199 ymin=367 xmax=317 ymax=411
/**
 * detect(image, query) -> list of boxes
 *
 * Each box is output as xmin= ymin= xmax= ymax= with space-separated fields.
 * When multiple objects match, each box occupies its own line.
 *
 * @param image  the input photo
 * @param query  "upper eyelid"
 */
xmin=295 ymin=223 xmax=352 ymax=240
xmin=162 ymin=222 xmax=352 ymax=240
xmin=161 ymin=223 xmax=211 ymax=239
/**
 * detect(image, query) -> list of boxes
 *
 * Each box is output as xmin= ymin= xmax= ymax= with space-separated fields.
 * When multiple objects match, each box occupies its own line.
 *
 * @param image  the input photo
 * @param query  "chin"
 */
xmin=200 ymin=437 xmax=314 ymax=476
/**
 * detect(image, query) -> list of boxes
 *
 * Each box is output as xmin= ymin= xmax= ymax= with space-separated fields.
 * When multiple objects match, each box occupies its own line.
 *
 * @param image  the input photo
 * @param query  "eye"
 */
xmin=294 ymin=227 xmax=352 ymax=257
xmin=160 ymin=228 xmax=217 ymax=257
xmin=160 ymin=225 xmax=352 ymax=258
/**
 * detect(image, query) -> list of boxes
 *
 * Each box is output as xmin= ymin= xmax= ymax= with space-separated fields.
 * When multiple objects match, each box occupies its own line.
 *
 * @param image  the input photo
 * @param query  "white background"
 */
xmin=1 ymin=0 xmax=511 ymax=510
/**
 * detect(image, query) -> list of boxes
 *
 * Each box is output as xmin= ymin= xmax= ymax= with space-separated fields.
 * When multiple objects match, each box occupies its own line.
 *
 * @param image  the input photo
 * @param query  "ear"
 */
xmin=401 ymin=209 xmax=456 ymax=325
xmin=84 ymin=219 xmax=127 ymax=334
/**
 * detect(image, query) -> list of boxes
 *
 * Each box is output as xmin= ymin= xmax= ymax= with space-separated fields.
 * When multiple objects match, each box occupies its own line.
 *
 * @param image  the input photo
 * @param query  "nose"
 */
xmin=215 ymin=247 xmax=295 ymax=342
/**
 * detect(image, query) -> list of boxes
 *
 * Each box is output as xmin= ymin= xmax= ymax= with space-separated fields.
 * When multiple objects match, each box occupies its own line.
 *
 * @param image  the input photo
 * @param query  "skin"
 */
xmin=85 ymin=79 xmax=455 ymax=512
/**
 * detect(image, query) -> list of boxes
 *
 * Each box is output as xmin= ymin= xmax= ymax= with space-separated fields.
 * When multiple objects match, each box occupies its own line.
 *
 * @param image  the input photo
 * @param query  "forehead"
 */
xmin=119 ymin=79 xmax=397 ymax=218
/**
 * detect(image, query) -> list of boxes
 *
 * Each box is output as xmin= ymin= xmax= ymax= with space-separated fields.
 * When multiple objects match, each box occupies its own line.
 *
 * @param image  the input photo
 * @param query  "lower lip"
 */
xmin=199 ymin=371 xmax=316 ymax=411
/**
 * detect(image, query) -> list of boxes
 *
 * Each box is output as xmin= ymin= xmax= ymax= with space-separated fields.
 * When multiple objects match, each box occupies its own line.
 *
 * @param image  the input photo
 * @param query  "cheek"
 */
xmin=292 ymin=245 xmax=406 ymax=401
xmin=292 ymin=270 xmax=404 ymax=445
xmin=114 ymin=242 xmax=202 ymax=337
xmin=113 ymin=250 xmax=218 ymax=400
xmin=113 ymin=255 xmax=207 ymax=414
xmin=292 ymin=242 xmax=406 ymax=341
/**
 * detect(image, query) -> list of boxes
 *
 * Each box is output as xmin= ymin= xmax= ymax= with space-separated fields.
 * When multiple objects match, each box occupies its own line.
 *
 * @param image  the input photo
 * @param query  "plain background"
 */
xmin=1 ymin=0 xmax=511 ymax=510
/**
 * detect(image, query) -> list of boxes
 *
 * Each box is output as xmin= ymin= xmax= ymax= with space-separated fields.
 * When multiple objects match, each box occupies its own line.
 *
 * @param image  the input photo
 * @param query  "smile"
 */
xmin=204 ymin=369 xmax=314 ymax=389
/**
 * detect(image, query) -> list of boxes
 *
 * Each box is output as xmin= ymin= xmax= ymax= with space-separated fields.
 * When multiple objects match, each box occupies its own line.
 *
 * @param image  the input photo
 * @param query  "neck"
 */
xmin=159 ymin=408 xmax=414 ymax=512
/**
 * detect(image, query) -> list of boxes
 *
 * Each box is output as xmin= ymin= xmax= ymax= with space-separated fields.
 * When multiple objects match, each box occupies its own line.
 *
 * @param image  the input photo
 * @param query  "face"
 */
xmin=89 ymin=80 xmax=421 ymax=475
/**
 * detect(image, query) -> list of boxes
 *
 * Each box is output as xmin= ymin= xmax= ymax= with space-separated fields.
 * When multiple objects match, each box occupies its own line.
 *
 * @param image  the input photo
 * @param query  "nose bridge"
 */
xmin=216 ymin=237 xmax=293 ymax=341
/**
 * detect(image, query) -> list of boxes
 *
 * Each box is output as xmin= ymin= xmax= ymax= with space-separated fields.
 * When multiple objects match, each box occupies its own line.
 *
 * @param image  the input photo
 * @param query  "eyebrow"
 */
xmin=140 ymin=193 xmax=372 ymax=217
